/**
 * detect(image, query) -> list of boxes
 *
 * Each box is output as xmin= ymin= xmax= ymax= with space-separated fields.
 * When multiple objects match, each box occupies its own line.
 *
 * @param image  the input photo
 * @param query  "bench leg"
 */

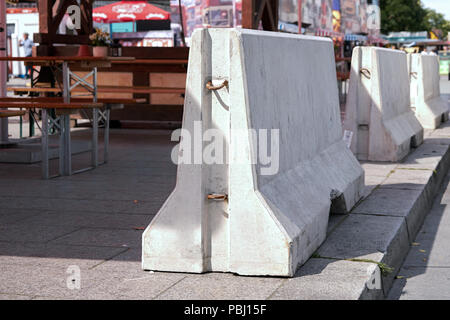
xmin=19 ymin=109 xmax=23 ymax=139
xmin=58 ymin=114 xmax=71 ymax=176
xmin=0 ymin=117 xmax=7 ymax=143
xmin=63 ymin=114 xmax=72 ymax=175
xmin=92 ymin=108 xmax=98 ymax=167
xmin=58 ymin=115 xmax=64 ymax=176
xmin=41 ymin=109 xmax=49 ymax=179
xmin=29 ymin=110 xmax=34 ymax=137
xmin=103 ymin=108 xmax=110 ymax=163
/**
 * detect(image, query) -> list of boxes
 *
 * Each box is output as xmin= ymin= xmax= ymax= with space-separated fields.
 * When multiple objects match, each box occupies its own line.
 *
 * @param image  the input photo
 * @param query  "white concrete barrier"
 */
xmin=142 ymin=29 xmax=364 ymax=277
xmin=343 ymin=47 xmax=423 ymax=162
xmin=408 ymin=53 xmax=449 ymax=129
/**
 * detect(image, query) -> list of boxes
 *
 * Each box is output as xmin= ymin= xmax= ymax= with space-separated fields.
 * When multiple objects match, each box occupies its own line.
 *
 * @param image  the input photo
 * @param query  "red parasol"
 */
xmin=93 ymin=1 xmax=170 ymax=23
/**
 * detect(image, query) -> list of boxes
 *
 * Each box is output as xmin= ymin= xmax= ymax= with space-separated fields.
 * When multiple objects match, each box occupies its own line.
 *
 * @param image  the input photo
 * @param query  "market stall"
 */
xmin=93 ymin=1 xmax=172 ymax=47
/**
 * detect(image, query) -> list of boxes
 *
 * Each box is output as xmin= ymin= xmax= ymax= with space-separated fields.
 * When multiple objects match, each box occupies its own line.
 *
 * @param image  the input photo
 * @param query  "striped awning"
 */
xmin=344 ymin=34 xmax=368 ymax=42
xmin=315 ymin=29 xmax=345 ymax=41
xmin=368 ymin=36 xmax=389 ymax=45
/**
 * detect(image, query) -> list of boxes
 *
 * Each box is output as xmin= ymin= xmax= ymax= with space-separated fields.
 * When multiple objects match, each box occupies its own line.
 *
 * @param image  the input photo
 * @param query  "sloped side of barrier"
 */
xmin=344 ymin=47 xmax=423 ymax=162
xmin=142 ymin=29 xmax=364 ymax=277
xmin=408 ymin=54 xmax=448 ymax=129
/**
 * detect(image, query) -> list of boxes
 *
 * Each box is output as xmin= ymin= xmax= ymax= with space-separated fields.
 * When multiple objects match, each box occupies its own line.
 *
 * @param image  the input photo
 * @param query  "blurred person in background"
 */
xmin=19 ymin=33 xmax=33 ymax=79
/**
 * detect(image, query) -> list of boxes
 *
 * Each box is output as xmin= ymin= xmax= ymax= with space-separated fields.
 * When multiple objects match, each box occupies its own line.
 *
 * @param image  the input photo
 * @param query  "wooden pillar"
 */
xmin=79 ymin=0 xmax=93 ymax=35
xmin=38 ymin=0 xmax=52 ymax=34
xmin=36 ymin=0 xmax=92 ymax=47
xmin=298 ymin=0 xmax=302 ymax=34
xmin=0 ymin=1 xmax=7 ymax=141
xmin=242 ymin=0 xmax=278 ymax=31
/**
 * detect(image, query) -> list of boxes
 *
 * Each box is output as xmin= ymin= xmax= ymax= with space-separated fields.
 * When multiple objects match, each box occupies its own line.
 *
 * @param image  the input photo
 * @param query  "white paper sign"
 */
xmin=343 ymin=130 xmax=353 ymax=149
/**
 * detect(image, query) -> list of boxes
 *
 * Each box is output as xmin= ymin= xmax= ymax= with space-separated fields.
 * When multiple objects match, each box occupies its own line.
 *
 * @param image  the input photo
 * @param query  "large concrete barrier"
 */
xmin=142 ymin=29 xmax=364 ymax=277
xmin=343 ymin=47 xmax=423 ymax=162
xmin=408 ymin=53 xmax=449 ymax=129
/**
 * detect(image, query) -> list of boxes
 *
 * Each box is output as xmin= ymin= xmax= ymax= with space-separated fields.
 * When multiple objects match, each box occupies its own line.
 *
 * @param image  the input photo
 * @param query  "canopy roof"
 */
xmin=93 ymin=1 xmax=170 ymax=23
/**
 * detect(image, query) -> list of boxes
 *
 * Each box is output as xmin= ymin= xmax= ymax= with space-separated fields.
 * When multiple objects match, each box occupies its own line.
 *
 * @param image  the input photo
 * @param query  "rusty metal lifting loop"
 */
xmin=360 ymin=68 xmax=371 ymax=79
xmin=206 ymin=80 xmax=229 ymax=91
xmin=410 ymin=72 xmax=418 ymax=79
xmin=207 ymin=193 xmax=228 ymax=201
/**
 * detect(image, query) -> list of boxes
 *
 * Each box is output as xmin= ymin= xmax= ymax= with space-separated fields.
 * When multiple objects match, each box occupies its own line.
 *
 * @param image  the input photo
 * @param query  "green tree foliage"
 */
xmin=423 ymin=8 xmax=450 ymax=38
xmin=380 ymin=0 xmax=450 ymax=38
xmin=380 ymin=0 xmax=427 ymax=33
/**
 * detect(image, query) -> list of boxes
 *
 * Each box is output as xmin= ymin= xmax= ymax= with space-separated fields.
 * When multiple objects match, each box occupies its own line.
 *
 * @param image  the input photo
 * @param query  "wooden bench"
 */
xmin=8 ymin=87 xmax=62 ymax=95
xmin=336 ymin=71 xmax=350 ymax=81
xmin=0 ymin=98 xmax=146 ymax=168
xmin=0 ymin=97 xmax=147 ymax=104
xmin=0 ymin=100 xmax=106 ymax=179
xmin=8 ymin=86 xmax=185 ymax=95
xmin=0 ymin=101 xmax=103 ymax=109
xmin=95 ymin=86 xmax=185 ymax=94
xmin=335 ymin=57 xmax=352 ymax=62
xmin=0 ymin=97 xmax=146 ymax=124
xmin=0 ymin=110 xmax=27 ymax=118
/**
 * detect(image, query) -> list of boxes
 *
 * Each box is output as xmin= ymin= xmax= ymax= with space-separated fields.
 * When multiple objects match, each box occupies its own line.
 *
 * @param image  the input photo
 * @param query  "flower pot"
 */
xmin=77 ymin=44 xmax=92 ymax=57
xmin=93 ymin=46 xmax=108 ymax=57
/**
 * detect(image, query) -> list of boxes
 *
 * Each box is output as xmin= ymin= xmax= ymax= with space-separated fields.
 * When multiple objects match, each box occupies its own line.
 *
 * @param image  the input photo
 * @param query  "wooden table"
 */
xmin=0 ymin=110 xmax=26 ymax=118
xmin=0 ymin=56 xmax=135 ymax=178
xmin=1 ymin=101 xmax=103 ymax=179
xmin=0 ymin=56 xmax=135 ymax=67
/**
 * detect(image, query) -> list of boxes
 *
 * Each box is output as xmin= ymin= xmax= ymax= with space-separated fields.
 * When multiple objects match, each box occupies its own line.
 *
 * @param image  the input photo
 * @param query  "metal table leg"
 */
xmin=29 ymin=110 xmax=35 ymax=137
xmin=41 ymin=109 xmax=49 ymax=179
xmin=37 ymin=61 xmax=105 ymax=179
xmin=63 ymin=114 xmax=72 ymax=175
xmin=61 ymin=61 xmax=72 ymax=176
xmin=59 ymin=62 xmax=102 ymax=176
xmin=19 ymin=109 xmax=23 ymax=138
xmin=92 ymin=108 xmax=98 ymax=167
xmin=104 ymin=107 xmax=110 ymax=163
xmin=58 ymin=114 xmax=64 ymax=176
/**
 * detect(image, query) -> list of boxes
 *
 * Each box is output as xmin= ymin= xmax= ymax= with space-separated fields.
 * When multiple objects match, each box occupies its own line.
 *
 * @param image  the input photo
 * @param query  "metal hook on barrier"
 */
xmin=410 ymin=72 xmax=418 ymax=79
xmin=206 ymin=80 xmax=229 ymax=91
xmin=360 ymin=68 xmax=371 ymax=79
xmin=207 ymin=193 xmax=228 ymax=201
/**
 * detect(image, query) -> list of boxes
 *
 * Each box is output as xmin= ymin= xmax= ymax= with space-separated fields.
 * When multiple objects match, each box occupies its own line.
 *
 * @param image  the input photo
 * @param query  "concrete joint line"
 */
xmin=350 ymin=212 xmax=408 ymax=219
xmin=88 ymin=247 xmax=130 ymax=270
xmin=151 ymin=276 xmax=187 ymax=300
xmin=396 ymin=167 xmax=434 ymax=171
xmin=326 ymin=214 xmax=350 ymax=235
xmin=351 ymin=170 xmax=395 ymax=206
xmin=311 ymin=255 xmax=393 ymax=276
xmin=266 ymin=279 xmax=289 ymax=300
xmin=401 ymin=266 xmax=450 ymax=269
xmin=44 ymin=227 xmax=84 ymax=244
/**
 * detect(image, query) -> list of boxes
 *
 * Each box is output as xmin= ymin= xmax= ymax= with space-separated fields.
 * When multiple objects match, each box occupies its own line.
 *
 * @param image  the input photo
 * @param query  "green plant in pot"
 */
xmin=90 ymin=28 xmax=111 ymax=57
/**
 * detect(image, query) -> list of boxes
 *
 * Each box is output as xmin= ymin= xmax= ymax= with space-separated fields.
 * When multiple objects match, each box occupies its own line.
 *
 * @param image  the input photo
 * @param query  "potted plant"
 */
xmin=90 ymin=28 xmax=111 ymax=57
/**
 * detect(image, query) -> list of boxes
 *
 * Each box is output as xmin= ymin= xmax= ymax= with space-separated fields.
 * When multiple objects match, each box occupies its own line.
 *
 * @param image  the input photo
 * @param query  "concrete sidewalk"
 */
xmin=0 ymin=122 xmax=448 ymax=300
xmin=0 ymin=78 xmax=449 ymax=300
xmin=388 ymin=172 xmax=450 ymax=299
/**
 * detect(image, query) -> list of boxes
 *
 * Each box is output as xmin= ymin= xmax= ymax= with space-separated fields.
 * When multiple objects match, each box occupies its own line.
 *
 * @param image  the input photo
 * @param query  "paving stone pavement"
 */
xmin=0 ymin=77 xmax=449 ymax=300
xmin=0 ymin=128 xmax=184 ymax=300
xmin=0 ymin=127 xmax=378 ymax=300
xmin=387 ymin=171 xmax=450 ymax=300
xmin=0 ymin=124 xmax=444 ymax=300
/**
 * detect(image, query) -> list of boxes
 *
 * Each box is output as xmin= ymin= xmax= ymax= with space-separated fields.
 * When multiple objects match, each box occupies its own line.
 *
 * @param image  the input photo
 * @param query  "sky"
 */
xmin=421 ymin=0 xmax=450 ymax=20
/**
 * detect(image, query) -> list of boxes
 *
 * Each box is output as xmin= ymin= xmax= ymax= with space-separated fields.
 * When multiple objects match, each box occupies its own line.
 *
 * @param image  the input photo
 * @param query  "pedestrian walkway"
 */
xmin=387 ymin=75 xmax=450 ymax=300
xmin=0 ymin=128 xmax=179 ymax=299
xmin=0 ymin=77 xmax=449 ymax=300
xmin=388 ymin=171 xmax=450 ymax=299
